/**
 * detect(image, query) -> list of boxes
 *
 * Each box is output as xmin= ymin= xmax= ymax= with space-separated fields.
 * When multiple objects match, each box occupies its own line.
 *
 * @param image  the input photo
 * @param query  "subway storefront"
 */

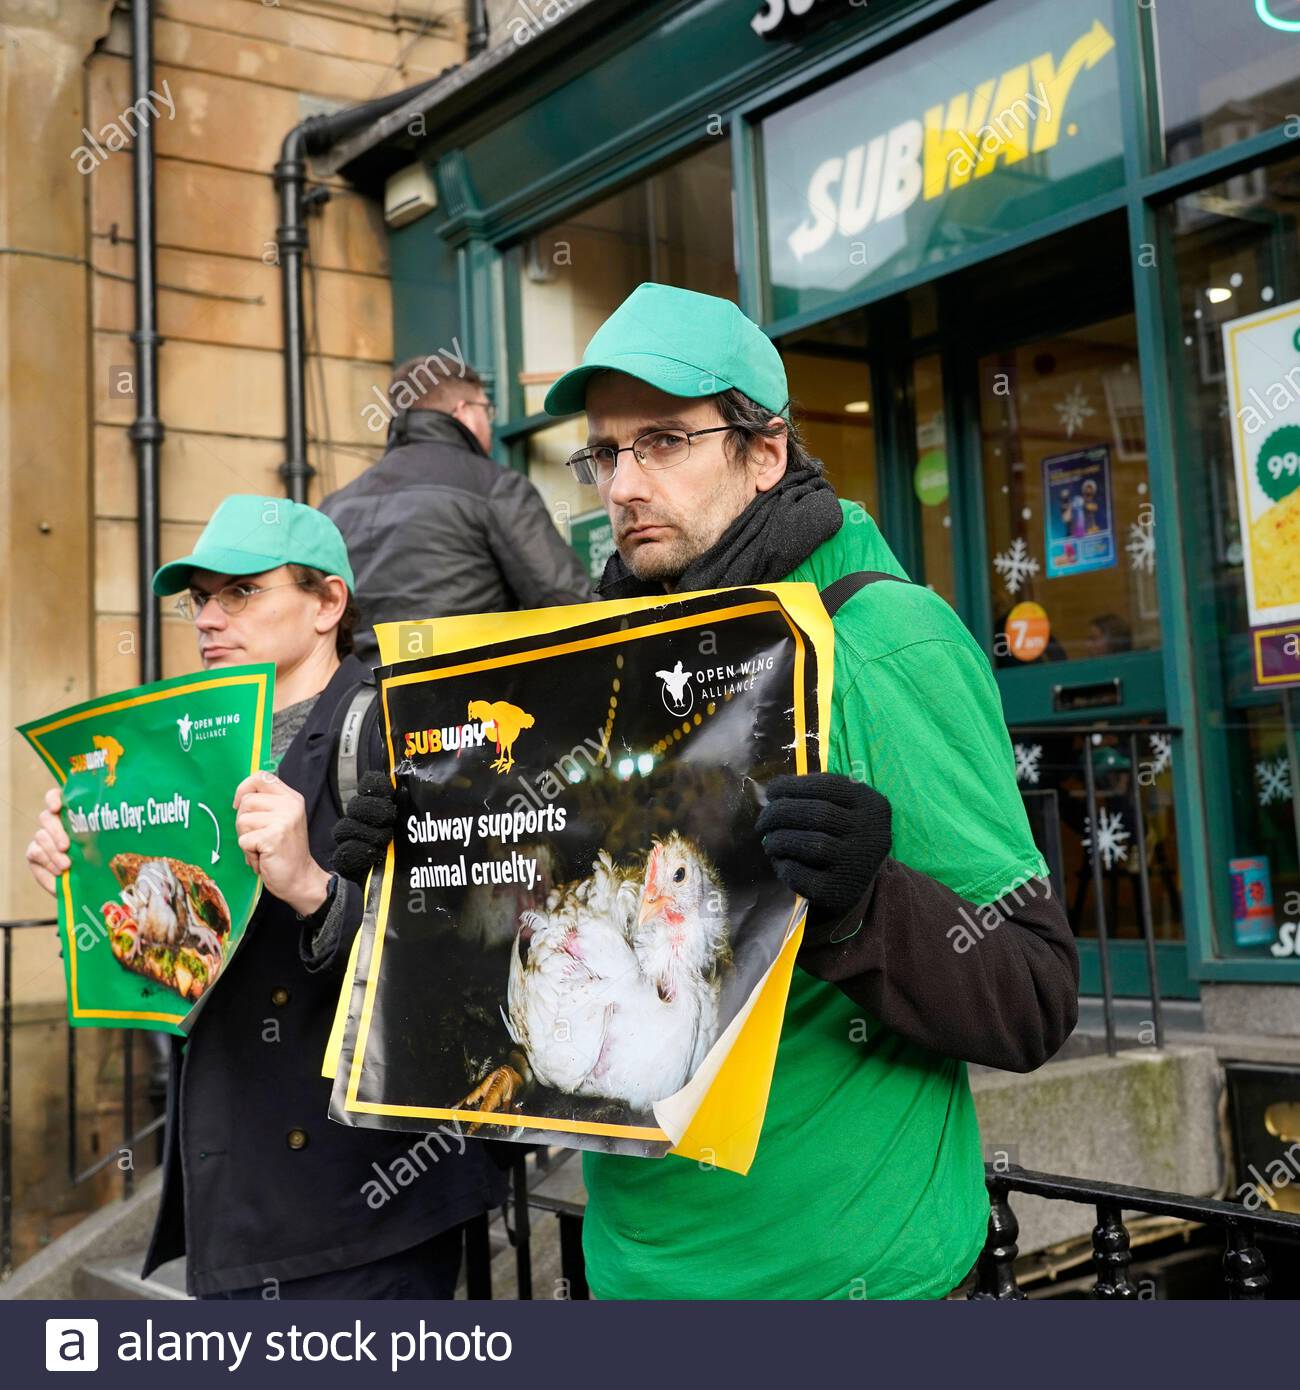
xmin=347 ymin=0 xmax=1300 ymax=1003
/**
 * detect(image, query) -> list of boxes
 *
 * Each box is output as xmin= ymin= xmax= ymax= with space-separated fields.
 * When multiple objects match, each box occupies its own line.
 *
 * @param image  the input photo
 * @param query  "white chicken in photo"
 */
xmin=502 ymin=850 xmax=646 ymax=1095
xmin=459 ymin=832 xmax=730 ymax=1123
xmin=628 ymin=832 xmax=731 ymax=1088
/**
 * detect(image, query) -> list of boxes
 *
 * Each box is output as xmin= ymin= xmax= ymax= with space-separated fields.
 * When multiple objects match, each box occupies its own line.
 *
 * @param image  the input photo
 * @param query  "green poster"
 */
xmin=19 ymin=664 xmax=275 ymax=1034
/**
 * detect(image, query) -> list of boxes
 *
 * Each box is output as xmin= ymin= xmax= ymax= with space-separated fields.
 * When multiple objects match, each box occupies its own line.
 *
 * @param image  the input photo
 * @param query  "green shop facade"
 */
xmin=341 ymin=0 xmax=1300 ymax=1003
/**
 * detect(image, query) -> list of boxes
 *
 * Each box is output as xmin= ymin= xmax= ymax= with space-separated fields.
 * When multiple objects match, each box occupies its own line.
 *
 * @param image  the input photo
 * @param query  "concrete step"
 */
xmin=75 ymin=1253 xmax=189 ymax=1301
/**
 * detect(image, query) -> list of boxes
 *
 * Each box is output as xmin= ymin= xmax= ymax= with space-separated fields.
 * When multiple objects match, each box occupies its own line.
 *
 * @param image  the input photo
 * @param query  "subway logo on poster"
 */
xmin=763 ymin=0 xmax=1123 ymax=304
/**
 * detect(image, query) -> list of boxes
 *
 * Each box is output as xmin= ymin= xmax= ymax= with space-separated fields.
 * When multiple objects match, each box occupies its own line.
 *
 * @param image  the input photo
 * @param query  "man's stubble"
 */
xmin=613 ymin=464 xmax=754 ymax=587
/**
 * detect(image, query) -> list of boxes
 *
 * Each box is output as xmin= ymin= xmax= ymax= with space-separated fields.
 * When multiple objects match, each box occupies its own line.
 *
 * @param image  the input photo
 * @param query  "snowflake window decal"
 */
xmin=1083 ymin=807 xmax=1130 ymax=871
xmin=1126 ymin=515 xmax=1156 ymax=574
xmin=1014 ymin=743 xmax=1043 ymax=785
xmin=1146 ymin=733 xmax=1172 ymax=779
xmin=1054 ymin=384 xmax=1096 ymax=439
xmin=993 ymin=537 xmax=1040 ymax=595
xmin=1256 ymin=756 xmax=1293 ymax=808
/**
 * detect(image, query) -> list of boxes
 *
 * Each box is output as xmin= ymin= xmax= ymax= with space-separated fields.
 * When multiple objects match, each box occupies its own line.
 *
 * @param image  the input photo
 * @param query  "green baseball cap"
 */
xmin=543 ymin=282 xmax=789 ymax=419
xmin=152 ymin=494 xmax=355 ymax=596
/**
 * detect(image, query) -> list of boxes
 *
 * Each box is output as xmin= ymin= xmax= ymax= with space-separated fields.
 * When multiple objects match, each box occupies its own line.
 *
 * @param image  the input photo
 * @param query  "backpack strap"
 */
xmin=330 ymin=680 xmax=380 ymax=813
xmin=818 ymin=570 xmax=911 ymax=617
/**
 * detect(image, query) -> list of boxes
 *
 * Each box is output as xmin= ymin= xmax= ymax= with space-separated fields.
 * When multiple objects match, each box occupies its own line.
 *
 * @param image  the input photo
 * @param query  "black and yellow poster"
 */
xmin=325 ymin=585 xmax=834 ymax=1174
xmin=19 ymin=665 xmax=274 ymax=1034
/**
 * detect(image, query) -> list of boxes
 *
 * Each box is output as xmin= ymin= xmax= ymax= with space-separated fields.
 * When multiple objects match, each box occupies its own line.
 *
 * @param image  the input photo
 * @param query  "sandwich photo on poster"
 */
xmin=1043 ymin=445 xmax=1117 ymax=579
xmin=19 ymin=665 xmax=274 ymax=1033
xmin=326 ymin=584 xmax=833 ymax=1175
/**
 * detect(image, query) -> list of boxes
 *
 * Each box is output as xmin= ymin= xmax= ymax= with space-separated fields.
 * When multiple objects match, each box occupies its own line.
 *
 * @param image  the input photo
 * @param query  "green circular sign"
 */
xmin=1256 ymin=424 xmax=1300 ymax=503
xmin=914 ymin=448 xmax=949 ymax=507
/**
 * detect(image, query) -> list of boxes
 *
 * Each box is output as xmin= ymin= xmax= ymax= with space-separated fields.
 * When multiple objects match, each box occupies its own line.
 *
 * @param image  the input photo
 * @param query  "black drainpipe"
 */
xmin=275 ymin=82 xmax=439 ymax=503
xmin=129 ymin=0 xmax=162 ymax=682
xmin=467 ymin=0 xmax=489 ymax=56
xmin=274 ymin=120 xmax=325 ymax=506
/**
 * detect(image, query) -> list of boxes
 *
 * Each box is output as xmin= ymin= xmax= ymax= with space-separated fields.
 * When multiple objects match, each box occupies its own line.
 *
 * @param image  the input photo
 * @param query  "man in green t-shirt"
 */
xmin=337 ymin=283 xmax=1078 ymax=1300
xmin=544 ymin=283 xmax=1077 ymax=1301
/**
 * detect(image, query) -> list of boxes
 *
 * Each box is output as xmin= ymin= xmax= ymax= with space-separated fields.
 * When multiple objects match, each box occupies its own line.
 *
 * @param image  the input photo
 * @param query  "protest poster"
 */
xmin=1222 ymin=298 xmax=1300 ymax=689
xmin=325 ymin=584 xmax=833 ymax=1175
xmin=1043 ymin=445 xmax=1117 ymax=579
xmin=19 ymin=665 xmax=274 ymax=1034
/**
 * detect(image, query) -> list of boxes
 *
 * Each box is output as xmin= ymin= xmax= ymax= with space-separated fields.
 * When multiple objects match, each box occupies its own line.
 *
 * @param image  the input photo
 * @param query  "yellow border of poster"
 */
xmin=337 ymin=586 xmax=832 ymax=1153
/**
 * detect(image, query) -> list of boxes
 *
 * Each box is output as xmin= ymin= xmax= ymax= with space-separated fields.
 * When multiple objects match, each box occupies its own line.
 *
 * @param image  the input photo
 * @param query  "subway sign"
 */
xmin=761 ymin=0 xmax=1124 ymax=319
xmin=752 ymin=0 xmax=846 ymax=40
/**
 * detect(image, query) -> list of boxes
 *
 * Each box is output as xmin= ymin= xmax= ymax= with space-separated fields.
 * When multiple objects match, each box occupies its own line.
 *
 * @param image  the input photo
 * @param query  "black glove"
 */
xmin=332 ymin=770 xmax=397 ymax=884
xmin=755 ymin=772 xmax=892 ymax=940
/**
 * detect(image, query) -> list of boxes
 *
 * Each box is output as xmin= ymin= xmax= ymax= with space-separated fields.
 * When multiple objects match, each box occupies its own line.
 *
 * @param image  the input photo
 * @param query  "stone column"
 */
xmin=0 ymin=0 xmax=114 ymax=988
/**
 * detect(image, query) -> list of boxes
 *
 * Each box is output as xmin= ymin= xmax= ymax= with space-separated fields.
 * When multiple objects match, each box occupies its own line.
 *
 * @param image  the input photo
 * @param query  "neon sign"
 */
xmin=1256 ymin=0 xmax=1300 ymax=32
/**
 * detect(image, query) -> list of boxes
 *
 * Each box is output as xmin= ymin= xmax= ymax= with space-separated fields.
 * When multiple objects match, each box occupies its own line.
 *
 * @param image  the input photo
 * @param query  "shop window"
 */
xmin=978 ymin=316 xmax=1161 ymax=666
xmin=1167 ymin=151 xmax=1300 ymax=961
xmin=522 ymin=417 xmax=593 ymax=567
xmin=1153 ymin=0 xmax=1300 ymax=166
xmin=913 ymin=354 xmax=956 ymax=606
xmin=513 ymin=141 xmax=738 ymax=422
xmin=779 ymin=313 xmax=878 ymax=518
xmin=1011 ymin=723 xmax=1183 ymax=947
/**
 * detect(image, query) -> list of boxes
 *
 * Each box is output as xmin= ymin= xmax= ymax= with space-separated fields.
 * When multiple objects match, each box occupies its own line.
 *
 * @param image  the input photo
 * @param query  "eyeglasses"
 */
xmin=174 ymin=580 xmax=307 ymax=622
xmin=465 ymin=397 xmax=496 ymax=422
xmin=567 ymin=425 xmax=734 ymax=486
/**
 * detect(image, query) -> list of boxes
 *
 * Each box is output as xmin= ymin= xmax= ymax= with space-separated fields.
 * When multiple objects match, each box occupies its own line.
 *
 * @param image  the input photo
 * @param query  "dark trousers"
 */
xmin=204 ymin=1222 xmax=467 ymax=1300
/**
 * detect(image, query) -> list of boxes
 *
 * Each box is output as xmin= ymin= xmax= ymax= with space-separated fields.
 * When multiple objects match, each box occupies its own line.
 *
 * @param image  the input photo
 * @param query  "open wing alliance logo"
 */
xmin=656 ymin=660 xmax=694 ymax=716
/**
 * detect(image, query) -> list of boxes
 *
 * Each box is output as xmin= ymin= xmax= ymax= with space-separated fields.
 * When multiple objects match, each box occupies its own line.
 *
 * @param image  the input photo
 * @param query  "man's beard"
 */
xmin=616 ymin=508 xmax=706 ymax=585
xmin=615 ymin=479 xmax=746 ymax=585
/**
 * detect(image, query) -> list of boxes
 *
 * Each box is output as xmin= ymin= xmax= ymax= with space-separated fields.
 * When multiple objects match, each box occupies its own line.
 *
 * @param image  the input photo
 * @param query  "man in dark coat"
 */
xmin=25 ymin=495 xmax=506 ymax=1298
xmin=321 ymin=355 xmax=592 ymax=661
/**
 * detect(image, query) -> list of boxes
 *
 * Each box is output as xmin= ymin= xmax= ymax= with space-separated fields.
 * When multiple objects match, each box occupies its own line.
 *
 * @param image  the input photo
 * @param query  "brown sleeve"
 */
xmin=796 ymin=859 xmax=1079 ymax=1072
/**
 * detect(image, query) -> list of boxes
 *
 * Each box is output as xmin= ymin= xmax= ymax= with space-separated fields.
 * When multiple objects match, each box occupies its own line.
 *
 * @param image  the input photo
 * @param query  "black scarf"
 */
xmin=597 ymin=468 xmax=844 ymax=598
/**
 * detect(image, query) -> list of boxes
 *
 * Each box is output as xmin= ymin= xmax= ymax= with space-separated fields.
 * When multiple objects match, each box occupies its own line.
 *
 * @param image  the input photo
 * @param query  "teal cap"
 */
xmin=543 ymin=282 xmax=789 ymax=419
xmin=152 ymin=494 xmax=355 ymax=596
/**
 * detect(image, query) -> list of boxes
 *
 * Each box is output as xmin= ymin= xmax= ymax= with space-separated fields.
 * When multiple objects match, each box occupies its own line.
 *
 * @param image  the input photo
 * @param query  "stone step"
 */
xmin=75 ymin=1254 xmax=190 ymax=1301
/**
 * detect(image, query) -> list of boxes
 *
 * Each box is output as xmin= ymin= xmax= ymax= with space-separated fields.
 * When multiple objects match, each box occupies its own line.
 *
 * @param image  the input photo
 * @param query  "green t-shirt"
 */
xmin=581 ymin=501 xmax=1047 ymax=1299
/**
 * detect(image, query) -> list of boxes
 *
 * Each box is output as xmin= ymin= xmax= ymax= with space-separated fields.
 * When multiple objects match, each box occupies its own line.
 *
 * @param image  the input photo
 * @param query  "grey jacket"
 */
xmin=320 ymin=410 xmax=593 ymax=662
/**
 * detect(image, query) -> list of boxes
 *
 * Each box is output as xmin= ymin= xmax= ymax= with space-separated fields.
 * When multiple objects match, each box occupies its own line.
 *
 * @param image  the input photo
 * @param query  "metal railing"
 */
xmin=1 ymin=917 xmax=165 ymax=1282
xmin=483 ymin=1156 xmax=1300 ymax=1300
xmin=1012 ymin=722 xmax=1180 ymax=1057
xmin=973 ymin=1165 xmax=1300 ymax=1299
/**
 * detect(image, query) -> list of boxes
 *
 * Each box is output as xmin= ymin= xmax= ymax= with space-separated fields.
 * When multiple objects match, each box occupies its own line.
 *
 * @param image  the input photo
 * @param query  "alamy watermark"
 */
xmin=72 ymin=80 xmax=176 ymax=175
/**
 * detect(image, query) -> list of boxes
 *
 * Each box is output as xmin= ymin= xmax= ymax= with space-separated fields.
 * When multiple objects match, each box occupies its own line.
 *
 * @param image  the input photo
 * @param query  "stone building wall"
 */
xmin=0 ymin=0 xmax=466 ymax=1270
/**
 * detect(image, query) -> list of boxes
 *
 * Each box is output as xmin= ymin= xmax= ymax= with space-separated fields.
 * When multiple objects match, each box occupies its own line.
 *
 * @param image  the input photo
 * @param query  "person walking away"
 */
xmin=321 ymin=355 xmax=592 ymax=660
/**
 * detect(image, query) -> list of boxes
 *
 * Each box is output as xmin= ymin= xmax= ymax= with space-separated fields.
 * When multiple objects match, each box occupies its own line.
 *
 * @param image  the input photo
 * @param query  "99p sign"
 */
xmin=1257 ymin=424 xmax=1300 ymax=503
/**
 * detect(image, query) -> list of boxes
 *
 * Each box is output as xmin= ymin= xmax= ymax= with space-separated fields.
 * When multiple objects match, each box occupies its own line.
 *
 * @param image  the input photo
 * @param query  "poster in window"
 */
xmin=1043 ymin=445 xmax=1117 ymax=579
xmin=1222 ymin=298 xmax=1300 ymax=689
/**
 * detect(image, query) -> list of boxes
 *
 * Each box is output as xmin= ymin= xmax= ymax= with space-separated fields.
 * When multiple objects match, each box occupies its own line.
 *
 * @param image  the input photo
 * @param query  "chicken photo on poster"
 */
xmin=332 ymin=592 xmax=820 ymax=1156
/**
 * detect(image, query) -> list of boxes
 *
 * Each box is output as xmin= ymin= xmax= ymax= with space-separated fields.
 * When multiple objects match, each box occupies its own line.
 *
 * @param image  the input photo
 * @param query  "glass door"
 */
xmin=973 ymin=313 xmax=1188 ymax=998
xmin=780 ymin=313 xmax=878 ymax=516
xmin=911 ymin=354 xmax=957 ymax=605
